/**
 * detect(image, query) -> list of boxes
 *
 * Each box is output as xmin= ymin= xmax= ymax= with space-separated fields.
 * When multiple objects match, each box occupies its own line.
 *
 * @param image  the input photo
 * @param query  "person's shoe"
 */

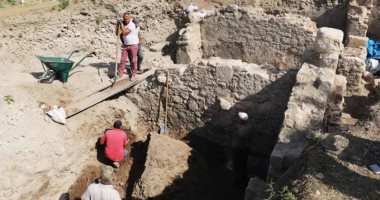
xmin=130 ymin=73 xmax=137 ymax=81
xmin=227 ymin=161 xmax=233 ymax=171
xmin=137 ymin=68 xmax=143 ymax=74
xmin=113 ymin=162 xmax=120 ymax=168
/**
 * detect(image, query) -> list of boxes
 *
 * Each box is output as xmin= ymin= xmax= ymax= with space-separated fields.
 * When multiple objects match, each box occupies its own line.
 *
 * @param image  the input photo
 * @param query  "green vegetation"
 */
xmin=96 ymin=14 xmax=104 ymax=25
xmin=4 ymin=95 xmax=15 ymax=104
xmin=8 ymin=0 xmax=16 ymax=6
xmin=267 ymin=182 xmax=298 ymax=200
xmin=58 ymin=0 xmax=69 ymax=10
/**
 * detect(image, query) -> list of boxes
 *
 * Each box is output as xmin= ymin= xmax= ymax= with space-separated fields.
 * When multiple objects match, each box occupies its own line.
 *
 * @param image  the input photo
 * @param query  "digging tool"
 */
xmin=160 ymin=70 xmax=170 ymax=134
xmin=113 ymin=21 xmax=121 ymax=86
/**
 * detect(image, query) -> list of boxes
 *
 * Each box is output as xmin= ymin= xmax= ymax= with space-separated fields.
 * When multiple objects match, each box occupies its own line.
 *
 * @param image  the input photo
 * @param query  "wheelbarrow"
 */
xmin=36 ymin=50 xmax=96 ymax=83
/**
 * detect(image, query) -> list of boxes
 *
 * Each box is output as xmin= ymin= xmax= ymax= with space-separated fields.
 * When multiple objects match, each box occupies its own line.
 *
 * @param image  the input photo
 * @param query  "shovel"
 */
xmin=160 ymin=70 xmax=170 ymax=134
xmin=113 ymin=22 xmax=121 ymax=86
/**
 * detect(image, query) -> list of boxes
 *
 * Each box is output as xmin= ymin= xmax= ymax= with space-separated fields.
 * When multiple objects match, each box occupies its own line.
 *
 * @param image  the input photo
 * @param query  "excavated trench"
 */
xmin=62 ymin=5 xmax=349 ymax=200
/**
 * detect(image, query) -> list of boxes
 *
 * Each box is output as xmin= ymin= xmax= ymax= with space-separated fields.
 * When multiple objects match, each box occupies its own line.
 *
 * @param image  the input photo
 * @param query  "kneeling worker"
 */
xmin=81 ymin=165 xmax=121 ymax=200
xmin=100 ymin=120 xmax=129 ymax=168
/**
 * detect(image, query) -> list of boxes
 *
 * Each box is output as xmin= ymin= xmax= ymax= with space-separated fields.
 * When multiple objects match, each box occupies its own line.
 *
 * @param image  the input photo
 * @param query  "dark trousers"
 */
xmin=128 ymin=44 xmax=143 ymax=70
xmin=233 ymin=148 xmax=249 ymax=186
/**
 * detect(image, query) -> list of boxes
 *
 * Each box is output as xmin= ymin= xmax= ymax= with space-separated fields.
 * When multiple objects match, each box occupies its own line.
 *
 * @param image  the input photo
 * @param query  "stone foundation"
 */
xmin=268 ymin=28 xmax=344 ymax=179
xmin=200 ymin=7 xmax=317 ymax=69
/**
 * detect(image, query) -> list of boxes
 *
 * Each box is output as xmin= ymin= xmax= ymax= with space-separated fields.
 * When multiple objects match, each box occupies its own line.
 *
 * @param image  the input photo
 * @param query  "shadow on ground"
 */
xmin=134 ymin=69 xmax=298 ymax=200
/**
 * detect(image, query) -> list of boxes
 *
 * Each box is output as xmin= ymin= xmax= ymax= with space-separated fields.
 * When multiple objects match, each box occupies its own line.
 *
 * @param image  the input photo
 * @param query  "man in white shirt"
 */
xmin=81 ymin=165 xmax=121 ymax=200
xmin=117 ymin=12 xmax=139 ymax=79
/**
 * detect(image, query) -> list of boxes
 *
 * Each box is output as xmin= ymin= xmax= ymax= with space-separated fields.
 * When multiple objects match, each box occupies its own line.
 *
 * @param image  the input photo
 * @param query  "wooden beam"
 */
xmin=66 ymin=69 xmax=155 ymax=118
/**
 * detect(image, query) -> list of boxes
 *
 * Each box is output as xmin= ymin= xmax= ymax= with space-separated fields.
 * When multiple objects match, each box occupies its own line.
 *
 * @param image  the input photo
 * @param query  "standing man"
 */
xmin=232 ymin=112 xmax=252 ymax=186
xmin=81 ymin=165 xmax=121 ymax=200
xmin=131 ymin=17 xmax=144 ymax=73
xmin=117 ymin=12 xmax=139 ymax=79
xmin=100 ymin=120 xmax=129 ymax=168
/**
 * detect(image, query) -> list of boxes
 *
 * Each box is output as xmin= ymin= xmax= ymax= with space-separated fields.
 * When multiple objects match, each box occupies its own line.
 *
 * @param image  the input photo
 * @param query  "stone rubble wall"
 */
xmin=345 ymin=0 xmax=373 ymax=37
xmin=176 ymin=23 xmax=203 ymax=64
xmin=210 ymin=0 xmax=348 ymax=30
xmin=368 ymin=0 xmax=380 ymax=38
xmin=268 ymin=28 xmax=344 ymax=179
xmin=201 ymin=7 xmax=317 ymax=69
xmin=337 ymin=0 xmax=374 ymax=96
xmin=128 ymin=57 xmax=295 ymax=149
xmin=325 ymin=75 xmax=347 ymax=133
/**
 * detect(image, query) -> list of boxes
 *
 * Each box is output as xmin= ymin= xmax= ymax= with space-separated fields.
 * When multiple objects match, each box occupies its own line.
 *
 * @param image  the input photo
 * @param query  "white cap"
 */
xmin=238 ymin=112 xmax=249 ymax=121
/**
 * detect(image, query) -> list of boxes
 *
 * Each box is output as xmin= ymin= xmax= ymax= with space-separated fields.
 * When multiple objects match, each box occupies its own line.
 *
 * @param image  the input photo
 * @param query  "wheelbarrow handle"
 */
xmin=70 ymin=51 xmax=97 ymax=72
xmin=67 ymin=50 xmax=80 ymax=59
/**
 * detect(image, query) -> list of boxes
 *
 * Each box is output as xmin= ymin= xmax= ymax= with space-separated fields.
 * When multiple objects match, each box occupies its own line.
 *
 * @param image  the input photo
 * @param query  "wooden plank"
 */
xmin=66 ymin=69 xmax=155 ymax=118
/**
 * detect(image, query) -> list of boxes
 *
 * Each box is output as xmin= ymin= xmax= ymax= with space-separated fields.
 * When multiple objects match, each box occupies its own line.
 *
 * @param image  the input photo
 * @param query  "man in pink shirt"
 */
xmin=100 ymin=120 xmax=129 ymax=168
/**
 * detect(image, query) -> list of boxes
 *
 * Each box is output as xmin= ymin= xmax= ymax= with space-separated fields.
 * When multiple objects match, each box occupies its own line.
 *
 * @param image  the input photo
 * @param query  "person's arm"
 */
xmin=119 ymin=23 xmax=131 ymax=35
xmin=138 ymin=32 xmax=143 ymax=42
xmin=100 ymin=132 xmax=107 ymax=145
xmin=124 ymin=133 xmax=129 ymax=147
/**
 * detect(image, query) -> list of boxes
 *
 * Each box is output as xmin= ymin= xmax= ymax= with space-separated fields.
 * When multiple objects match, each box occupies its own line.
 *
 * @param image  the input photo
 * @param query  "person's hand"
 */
xmin=117 ymin=19 xmax=123 ymax=25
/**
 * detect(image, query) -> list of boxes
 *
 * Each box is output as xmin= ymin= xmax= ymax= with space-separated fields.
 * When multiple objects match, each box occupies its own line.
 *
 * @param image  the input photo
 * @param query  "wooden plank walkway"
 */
xmin=65 ymin=69 xmax=155 ymax=118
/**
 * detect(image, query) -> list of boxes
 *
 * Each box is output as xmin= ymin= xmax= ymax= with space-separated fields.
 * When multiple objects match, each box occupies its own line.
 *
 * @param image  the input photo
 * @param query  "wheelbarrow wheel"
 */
xmin=39 ymin=70 xmax=55 ymax=83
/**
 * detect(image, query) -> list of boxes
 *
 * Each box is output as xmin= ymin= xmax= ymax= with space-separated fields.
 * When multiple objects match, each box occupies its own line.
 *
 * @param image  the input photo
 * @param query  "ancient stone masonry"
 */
xmin=211 ymin=0 xmax=348 ymax=30
xmin=128 ymin=58 xmax=297 ymax=170
xmin=269 ymin=28 xmax=344 ymax=179
xmin=346 ymin=0 xmax=373 ymax=37
xmin=201 ymin=7 xmax=317 ymax=69
xmin=337 ymin=0 xmax=374 ymax=96
xmin=176 ymin=23 xmax=203 ymax=64
xmin=368 ymin=0 xmax=380 ymax=38
xmin=325 ymin=75 xmax=347 ymax=133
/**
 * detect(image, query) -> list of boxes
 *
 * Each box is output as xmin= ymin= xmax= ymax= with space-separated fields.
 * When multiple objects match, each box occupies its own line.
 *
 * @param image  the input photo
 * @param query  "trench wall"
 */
xmin=200 ymin=8 xmax=317 ymax=70
xmin=127 ymin=57 xmax=296 ymax=176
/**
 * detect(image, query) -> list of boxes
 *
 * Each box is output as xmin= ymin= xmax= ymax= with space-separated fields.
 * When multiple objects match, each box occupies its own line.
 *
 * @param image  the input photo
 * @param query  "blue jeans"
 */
xmin=124 ymin=149 xmax=129 ymax=159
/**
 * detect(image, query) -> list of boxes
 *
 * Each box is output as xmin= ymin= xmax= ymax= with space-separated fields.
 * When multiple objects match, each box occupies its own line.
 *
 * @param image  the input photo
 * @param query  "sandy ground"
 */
xmin=0 ymin=0 xmax=177 ymax=199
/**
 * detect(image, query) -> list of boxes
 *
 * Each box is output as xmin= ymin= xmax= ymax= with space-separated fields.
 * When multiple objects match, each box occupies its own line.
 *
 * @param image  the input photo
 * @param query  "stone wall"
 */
xmin=129 ymin=57 xmax=295 ymax=142
xmin=345 ymin=0 xmax=373 ymax=37
xmin=127 ymin=57 xmax=296 ymax=178
xmin=368 ymin=0 xmax=380 ymax=38
xmin=201 ymin=7 xmax=317 ymax=69
xmin=176 ymin=23 xmax=203 ymax=64
xmin=210 ymin=0 xmax=348 ymax=30
xmin=268 ymin=28 xmax=344 ymax=179
xmin=337 ymin=0 xmax=374 ymax=96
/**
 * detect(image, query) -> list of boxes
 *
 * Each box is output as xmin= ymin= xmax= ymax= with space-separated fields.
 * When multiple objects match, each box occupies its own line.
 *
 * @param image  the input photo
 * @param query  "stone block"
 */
xmin=245 ymin=177 xmax=268 ymax=200
xmin=346 ymin=35 xmax=368 ymax=48
xmin=314 ymin=27 xmax=344 ymax=53
xmin=218 ymin=97 xmax=232 ymax=110
xmin=333 ymin=75 xmax=347 ymax=98
xmin=216 ymin=64 xmax=234 ymax=82
xmin=270 ymin=145 xmax=284 ymax=170
xmin=319 ymin=52 xmax=340 ymax=69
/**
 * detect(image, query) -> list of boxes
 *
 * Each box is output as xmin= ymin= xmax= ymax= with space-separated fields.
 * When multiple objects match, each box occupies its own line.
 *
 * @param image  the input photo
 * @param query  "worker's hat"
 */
xmin=100 ymin=165 xmax=113 ymax=180
xmin=238 ymin=112 xmax=249 ymax=121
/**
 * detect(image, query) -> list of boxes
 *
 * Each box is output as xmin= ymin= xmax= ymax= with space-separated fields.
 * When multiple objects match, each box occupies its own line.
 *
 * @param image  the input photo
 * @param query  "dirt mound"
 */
xmin=132 ymin=133 xmax=192 ymax=199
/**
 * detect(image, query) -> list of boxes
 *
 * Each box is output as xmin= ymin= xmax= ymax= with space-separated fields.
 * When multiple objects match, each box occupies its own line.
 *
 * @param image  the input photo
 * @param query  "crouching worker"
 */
xmin=232 ymin=112 xmax=252 ymax=187
xmin=81 ymin=165 xmax=121 ymax=200
xmin=100 ymin=120 xmax=129 ymax=168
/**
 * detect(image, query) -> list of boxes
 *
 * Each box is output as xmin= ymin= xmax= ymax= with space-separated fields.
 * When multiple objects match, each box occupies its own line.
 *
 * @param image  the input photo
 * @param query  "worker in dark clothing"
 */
xmin=232 ymin=112 xmax=252 ymax=186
